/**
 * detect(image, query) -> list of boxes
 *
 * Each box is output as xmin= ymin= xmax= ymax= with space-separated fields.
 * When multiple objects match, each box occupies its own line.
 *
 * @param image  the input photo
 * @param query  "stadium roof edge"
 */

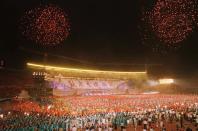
xmin=27 ymin=62 xmax=147 ymax=74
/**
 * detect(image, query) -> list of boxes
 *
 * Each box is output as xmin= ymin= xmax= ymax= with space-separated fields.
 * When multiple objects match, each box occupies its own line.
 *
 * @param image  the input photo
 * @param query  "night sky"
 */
xmin=1 ymin=0 xmax=198 ymax=76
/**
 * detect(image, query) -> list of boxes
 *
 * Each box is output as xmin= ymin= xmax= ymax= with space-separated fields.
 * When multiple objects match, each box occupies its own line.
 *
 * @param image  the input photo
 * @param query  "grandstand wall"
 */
xmin=27 ymin=62 xmax=148 ymax=96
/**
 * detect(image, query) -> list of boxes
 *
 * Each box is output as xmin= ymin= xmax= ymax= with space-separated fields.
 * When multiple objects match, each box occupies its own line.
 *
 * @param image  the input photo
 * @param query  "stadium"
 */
xmin=1 ymin=0 xmax=198 ymax=130
xmin=1 ymin=61 xmax=198 ymax=130
xmin=27 ymin=62 xmax=147 ymax=96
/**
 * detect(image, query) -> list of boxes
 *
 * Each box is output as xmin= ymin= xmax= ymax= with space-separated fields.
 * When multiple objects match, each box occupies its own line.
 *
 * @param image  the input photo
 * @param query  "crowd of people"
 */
xmin=1 ymin=94 xmax=198 ymax=130
xmin=50 ymin=78 xmax=128 ymax=90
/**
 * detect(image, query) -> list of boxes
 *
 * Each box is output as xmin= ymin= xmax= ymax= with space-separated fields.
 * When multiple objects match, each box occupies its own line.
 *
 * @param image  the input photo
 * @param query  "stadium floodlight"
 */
xmin=159 ymin=79 xmax=174 ymax=84
xmin=27 ymin=62 xmax=147 ymax=74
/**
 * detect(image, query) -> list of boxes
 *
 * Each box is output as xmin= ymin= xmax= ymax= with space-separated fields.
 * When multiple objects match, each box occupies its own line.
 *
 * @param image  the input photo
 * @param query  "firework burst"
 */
xmin=141 ymin=0 xmax=198 ymax=52
xmin=20 ymin=4 xmax=70 ymax=45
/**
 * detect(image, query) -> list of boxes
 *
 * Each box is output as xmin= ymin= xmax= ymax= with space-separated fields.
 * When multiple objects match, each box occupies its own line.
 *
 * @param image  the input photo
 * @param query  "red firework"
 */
xmin=149 ymin=0 xmax=197 ymax=44
xmin=141 ymin=0 xmax=198 ymax=50
xmin=20 ymin=4 xmax=70 ymax=45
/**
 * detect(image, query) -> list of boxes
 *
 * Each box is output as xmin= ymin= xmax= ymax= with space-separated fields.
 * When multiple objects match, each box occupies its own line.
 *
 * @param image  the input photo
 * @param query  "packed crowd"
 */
xmin=1 ymin=94 xmax=198 ymax=130
xmin=50 ymin=79 xmax=128 ymax=90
